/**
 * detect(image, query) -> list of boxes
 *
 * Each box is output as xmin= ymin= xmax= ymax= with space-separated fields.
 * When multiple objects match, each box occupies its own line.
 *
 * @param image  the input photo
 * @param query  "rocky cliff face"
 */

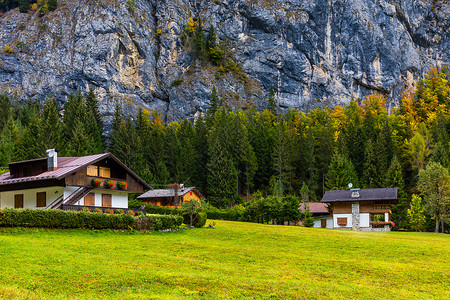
xmin=0 ymin=0 xmax=449 ymax=121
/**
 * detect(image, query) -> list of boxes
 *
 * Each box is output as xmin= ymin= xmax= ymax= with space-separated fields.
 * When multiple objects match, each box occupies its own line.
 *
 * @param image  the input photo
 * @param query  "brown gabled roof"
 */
xmin=299 ymin=202 xmax=329 ymax=214
xmin=137 ymin=187 xmax=203 ymax=199
xmin=321 ymin=188 xmax=398 ymax=203
xmin=0 ymin=153 xmax=151 ymax=189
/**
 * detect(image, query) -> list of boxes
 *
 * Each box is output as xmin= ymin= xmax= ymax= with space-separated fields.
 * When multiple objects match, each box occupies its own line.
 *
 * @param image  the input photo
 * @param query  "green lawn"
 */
xmin=0 ymin=220 xmax=449 ymax=299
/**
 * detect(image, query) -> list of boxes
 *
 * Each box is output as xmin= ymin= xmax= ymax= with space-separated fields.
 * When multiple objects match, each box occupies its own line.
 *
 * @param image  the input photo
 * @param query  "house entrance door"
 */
xmin=321 ymin=219 xmax=326 ymax=228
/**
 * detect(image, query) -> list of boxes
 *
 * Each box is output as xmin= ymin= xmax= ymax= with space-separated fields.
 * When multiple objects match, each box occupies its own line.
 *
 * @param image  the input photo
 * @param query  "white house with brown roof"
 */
xmin=0 ymin=150 xmax=151 ymax=211
xmin=300 ymin=202 xmax=333 ymax=229
xmin=321 ymin=187 xmax=398 ymax=231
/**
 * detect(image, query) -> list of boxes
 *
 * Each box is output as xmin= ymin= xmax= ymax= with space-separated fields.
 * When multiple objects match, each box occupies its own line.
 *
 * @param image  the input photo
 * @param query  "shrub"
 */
xmin=2 ymin=45 xmax=14 ymax=55
xmin=127 ymin=210 xmax=136 ymax=216
xmin=145 ymin=205 xmax=181 ymax=215
xmin=105 ymin=208 xmax=114 ymax=214
xmin=0 ymin=208 xmax=134 ymax=229
xmin=183 ymin=212 xmax=207 ymax=228
xmin=93 ymin=208 xmax=102 ymax=213
xmin=172 ymin=78 xmax=184 ymax=87
xmin=115 ymin=209 xmax=125 ymax=214
xmin=81 ymin=207 xmax=91 ymax=212
xmin=205 ymin=205 xmax=245 ymax=221
xmin=134 ymin=214 xmax=183 ymax=230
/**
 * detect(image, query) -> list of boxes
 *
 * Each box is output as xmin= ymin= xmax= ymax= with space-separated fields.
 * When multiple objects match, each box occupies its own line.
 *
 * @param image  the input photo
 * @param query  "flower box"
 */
xmin=92 ymin=178 xmax=103 ymax=187
xmin=104 ymin=180 xmax=115 ymax=189
xmin=370 ymin=221 xmax=395 ymax=227
xmin=117 ymin=181 xmax=128 ymax=190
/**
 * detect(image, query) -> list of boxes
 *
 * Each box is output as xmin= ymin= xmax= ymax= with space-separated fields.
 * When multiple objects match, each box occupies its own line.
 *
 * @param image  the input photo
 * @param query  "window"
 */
xmin=321 ymin=219 xmax=326 ymax=228
xmin=84 ymin=193 xmax=95 ymax=206
xmin=102 ymin=194 xmax=112 ymax=207
xmin=36 ymin=192 xmax=46 ymax=207
xmin=99 ymin=167 xmax=111 ymax=178
xmin=87 ymin=165 xmax=98 ymax=176
xmin=337 ymin=218 xmax=347 ymax=226
xmin=14 ymin=194 xmax=23 ymax=208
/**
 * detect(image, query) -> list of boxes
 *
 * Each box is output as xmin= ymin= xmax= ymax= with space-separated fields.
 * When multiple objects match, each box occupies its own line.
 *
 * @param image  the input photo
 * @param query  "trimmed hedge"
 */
xmin=0 ymin=208 xmax=134 ymax=229
xmin=145 ymin=205 xmax=180 ymax=215
xmin=183 ymin=212 xmax=207 ymax=228
xmin=205 ymin=206 xmax=245 ymax=221
xmin=134 ymin=214 xmax=183 ymax=230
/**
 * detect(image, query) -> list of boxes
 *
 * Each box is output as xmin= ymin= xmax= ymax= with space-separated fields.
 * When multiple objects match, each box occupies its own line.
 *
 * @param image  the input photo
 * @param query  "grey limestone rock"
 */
xmin=0 ymin=0 xmax=448 ymax=122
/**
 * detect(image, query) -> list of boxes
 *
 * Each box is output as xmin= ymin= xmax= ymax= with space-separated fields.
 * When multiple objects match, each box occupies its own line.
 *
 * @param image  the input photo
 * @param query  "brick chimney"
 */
xmin=46 ymin=149 xmax=58 ymax=171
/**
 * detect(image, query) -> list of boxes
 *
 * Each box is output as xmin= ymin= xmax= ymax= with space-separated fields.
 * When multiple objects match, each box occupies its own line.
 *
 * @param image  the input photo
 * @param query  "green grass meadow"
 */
xmin=0 ymin=220 xmax=449 ymax=299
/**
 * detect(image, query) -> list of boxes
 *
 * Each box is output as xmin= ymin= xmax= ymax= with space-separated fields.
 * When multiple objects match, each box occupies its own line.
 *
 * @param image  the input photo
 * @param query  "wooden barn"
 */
xmin=321 ymin=187 xmax=398 ymax=231
xmin=0 ymin=150 xmax=151 ymax=211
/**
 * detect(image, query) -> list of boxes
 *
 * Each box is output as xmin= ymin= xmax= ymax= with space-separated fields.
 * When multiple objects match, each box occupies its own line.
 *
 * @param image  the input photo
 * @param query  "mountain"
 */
xmin=0 ymin=0 xmax=449 ymax=121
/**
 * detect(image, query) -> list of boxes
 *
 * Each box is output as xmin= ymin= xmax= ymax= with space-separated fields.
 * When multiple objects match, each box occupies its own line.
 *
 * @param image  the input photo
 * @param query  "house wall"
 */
xmin=360 ymin=213 xmax=370 ymax=227
xmin=333 ymin=214 xmax=352 ymax=228
xmin=332 ymin=202 xmax=352 ymax=214
xmin=0 ymin=187 xmax=64 ymax=209
xmin=71 ymin=188 xmax=128 ymax=208
xmin=313 ymin=217 xmax=333 ymax=229
xmin=181 ymin=191 xmax=201 ymax=203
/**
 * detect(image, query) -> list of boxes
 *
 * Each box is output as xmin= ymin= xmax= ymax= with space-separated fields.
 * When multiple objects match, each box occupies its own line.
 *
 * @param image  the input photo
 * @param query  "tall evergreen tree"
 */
xmin=326 ymin=153 xmax=359 ymax=190
xmin=363 ymin=139 xmax=379 ymax=188
xmin=85 ymin=88 xmax=104 ymax=153
xmin=192 ymin=116 xmax=209 ymax=195
xmin=0 ymin=93 xmax=11 ymax=132
xmin=41 ymin=97 xmax=61 ymax=150
xmin=267 ymin=86 xmax=277 ymax=114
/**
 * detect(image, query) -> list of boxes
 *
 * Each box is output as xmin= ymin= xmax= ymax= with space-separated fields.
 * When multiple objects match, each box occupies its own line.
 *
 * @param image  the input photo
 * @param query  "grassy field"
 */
xmin=0 ymin=220 xmax=449 ymax=299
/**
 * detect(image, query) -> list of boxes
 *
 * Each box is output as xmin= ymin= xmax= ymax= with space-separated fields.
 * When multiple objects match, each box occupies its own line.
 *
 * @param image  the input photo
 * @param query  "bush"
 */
xmin=205 ymin=205 xmax=245 ymax=221
xmin=145 ymin=205 xmax=181 ymax=216
xmin=183 ymin=212 xmax=207 ymax=228
xmin=134 ymin=214 xmax=183 ymax=230
xmin=115 ymin=209 xmax=125 ymax=214
xmin=0 ymin=208 xmax=134 ymax=229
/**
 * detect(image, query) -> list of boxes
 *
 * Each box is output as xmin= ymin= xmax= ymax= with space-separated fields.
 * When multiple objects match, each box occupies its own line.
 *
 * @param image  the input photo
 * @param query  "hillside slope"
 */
xmin=0 ymin=0 xmax=449 ymax=120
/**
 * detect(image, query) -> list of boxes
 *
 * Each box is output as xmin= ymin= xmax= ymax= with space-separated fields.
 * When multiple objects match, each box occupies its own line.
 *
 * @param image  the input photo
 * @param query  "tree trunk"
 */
xmin=435 ymin=218 xmax=440 ymax=233
xmin=441 ymin=219 xmax=445 ymax=233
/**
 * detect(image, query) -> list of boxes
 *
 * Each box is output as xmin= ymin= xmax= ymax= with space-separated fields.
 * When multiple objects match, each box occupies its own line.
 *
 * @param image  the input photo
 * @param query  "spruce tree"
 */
xmin=363 ymin=139 xmax=379 ymax=188
xmin=267 ymin=86 xmax=277 ymax=114
xmin=326 ymin=153 xmax=359 ymax=190
xmin=66 ymin=120 xmax=90 ymax=156
xmin=0 ymin=116 xmax=19 ymax=167
xmin=0 ymin=93 xmax=11 ymax=132
xmin=192 ymin=116 xmax=209 ymax=195
xmin=85 ymin=88 xmax=105 ymax=153
xmin=41 ymin=97 xmax=61 ymax=150
xmin=206 ymin=86 xmax=219 ymax=125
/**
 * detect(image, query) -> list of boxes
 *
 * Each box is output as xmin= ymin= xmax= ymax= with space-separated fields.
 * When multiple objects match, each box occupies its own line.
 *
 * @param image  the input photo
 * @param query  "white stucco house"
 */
xmin=0 ymin=150 xmax=151 ymax=211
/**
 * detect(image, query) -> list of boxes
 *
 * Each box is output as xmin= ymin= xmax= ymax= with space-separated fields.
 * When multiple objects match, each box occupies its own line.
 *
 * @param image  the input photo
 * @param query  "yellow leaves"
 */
xmin=186 ymin=17 xmax=199 ymax=34
xmin=361 ymin=93 xmax=387 ymax=117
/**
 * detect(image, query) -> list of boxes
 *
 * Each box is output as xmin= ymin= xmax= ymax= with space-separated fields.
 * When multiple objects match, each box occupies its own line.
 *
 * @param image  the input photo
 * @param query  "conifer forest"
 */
xmin=0 ymin=67 xmax=449 ymax=232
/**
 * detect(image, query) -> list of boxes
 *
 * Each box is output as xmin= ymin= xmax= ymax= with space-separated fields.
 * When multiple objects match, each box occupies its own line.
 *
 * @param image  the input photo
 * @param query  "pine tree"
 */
xmin=267 ymin=86 xmax=277 ymax=114
xmin=207 ymin=136 xmax=236 ymax=207
xmin=85 ymin=88 xmax=104 ymax=153
xmin=206 ymin=86 xmax=219 ymax=126
xmin=431 ymin=115 xmax=450 ymax=168
xmin=363 ymin=139 xmax=379 ymax=188
xmin=66 ymin=120 xmax=90 ymax=156
xmin=193 ymin=17 xmax=206 ymax=59
xmin=385 ymin=155 xmax=408 ymax=229
xmin=16 ymin=109 xmax=44 ymax=160
xmin=192 ymin=116 xmax=209 ymax=195
xmin=0 ymin=116 xmax=19 ymax=167
xmin=326 ymin=153 xmax=359 ymax=190
xmin=206 ymin=25 xmax=216 ymax=50
xmin=41 ymin=97 xmax=61 ymax=150
xmin=0 ymin=93 xmax=11 ymax=132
